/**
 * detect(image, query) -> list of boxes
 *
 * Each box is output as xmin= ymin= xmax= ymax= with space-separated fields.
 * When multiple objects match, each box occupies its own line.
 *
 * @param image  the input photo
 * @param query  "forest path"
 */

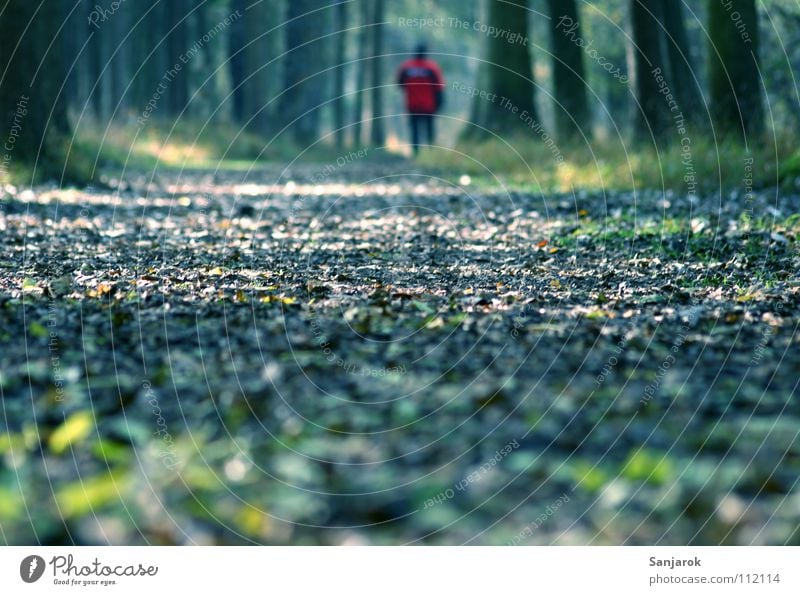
xmin=1 ymin=161 xmax=799 ymax=545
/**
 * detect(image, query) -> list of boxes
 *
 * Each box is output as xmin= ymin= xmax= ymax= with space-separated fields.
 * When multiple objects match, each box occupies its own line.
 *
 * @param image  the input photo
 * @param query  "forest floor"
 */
xmin=1 ymin=154 xmax=800 ymax=545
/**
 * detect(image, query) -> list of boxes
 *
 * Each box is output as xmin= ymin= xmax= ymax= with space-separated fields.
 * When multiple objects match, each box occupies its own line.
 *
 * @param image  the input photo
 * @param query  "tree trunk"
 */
xmin=228 ymin=0 xmax=247 ymax=123
xmin=242 ymin=0 xmax=274 ymax=135
xmin=333 ymin=0 xmax=348 ymax=148
xmin=88 ymin=6 xmax=113 ymax=122
xmin=662 ymin=0 xmax=703 ymax=121
xmin=369 ymin=0 xmax=385 ymax=146
xmin=468 ymin=0 xmax=536 ymax=137
xmin=110 ymin=2 xmax=131 ymax=120
xmin=351 ymin=0 xmax=371 ymax=147
xmin=282 ymin=0 xmax=329 ymax=146
xmin=0 ymin=2 xmax=70 ymax=181
xmin=465 ymin=0 xmax=489 ymax=138
xmin=707 ymin=0 xmax=763 ymax=139
xmin=132 ymin=2 xmax=159 ymax=116
xmin=630 ymin=0 xmax=671 ymax=139
xmin=167 ymin=0 xmax=190 ymax=117
xmin=187 ymin=4 xmax=208 ymax=120
xmin=61 ymin=0 xmax=84 ymax=109
xmin=547 ymin=0 xmax=590 ymax=142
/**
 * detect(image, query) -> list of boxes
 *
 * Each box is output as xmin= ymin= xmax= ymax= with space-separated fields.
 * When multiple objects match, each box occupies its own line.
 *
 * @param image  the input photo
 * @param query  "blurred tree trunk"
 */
xmin=465 ymin=0 xmax=489 ymax=137
xmin=167 ymin=0 xmax=190 ymax=117
xmin=707 ymin=0 xmax=763 ymax=139
xmin=352 ymin=0 xmax=371 ymax=147
xmin=630 ymin=0 xmax=671 ymax=139
xmin=61 ymin=0 xmax=84 ymax=109
xmin=369 ymin=0 xmax=385 ymax=146
xmin=110 ymin=2 xmax=131 ymax=119
xmin=662 ymin=0 xmax=703 ymax=121
xmin=133 ymin=1 xmax=168 ymax=119
xmin=468 ymin=0 xmax=536 ymax=137
xmin=72 ymin=0 xmax=96 ymax=114
xmin=547 ymin=0 xmax=590 ymax=142
xmin=88 ymin=6 xmax=113 ymax=122
xmin=228 ymin=0 xmax=247 ymax=123
xmin=187 ymin=4 xmax=209 ymax=120
xmin=0 ymin=1 xmax=70 ymax=180
xmin=333 ymin=0 xmax=348 ymax=148
xmin=239 ymin=0 xmax=285 ymax=136
xmin=282 ymin=0 xmax=329 ymax=145
xmin=242 ymin=0 xmax=272 ymax=135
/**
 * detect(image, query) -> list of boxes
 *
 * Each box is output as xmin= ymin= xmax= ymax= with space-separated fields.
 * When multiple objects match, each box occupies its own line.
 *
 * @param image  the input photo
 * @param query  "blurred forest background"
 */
xmin=1 ymin=0 xmax=800 ymax=188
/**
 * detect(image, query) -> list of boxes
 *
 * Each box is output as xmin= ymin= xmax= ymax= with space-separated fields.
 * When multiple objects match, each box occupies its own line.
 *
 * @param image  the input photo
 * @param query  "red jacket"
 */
xmin=397 ymin=58 xmax=445 ymax=114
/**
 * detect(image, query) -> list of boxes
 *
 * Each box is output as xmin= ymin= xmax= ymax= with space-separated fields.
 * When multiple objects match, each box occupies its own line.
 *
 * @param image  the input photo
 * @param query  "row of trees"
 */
xmin=475 ymin=0 xmax=764 ymax=142
xmin=66 ymin=0 xmax=378 ymax=146
xmin=0 ymin=0 xmax=390 ymax=179
xmin=0 ymin=0 xmax=778 ymax=181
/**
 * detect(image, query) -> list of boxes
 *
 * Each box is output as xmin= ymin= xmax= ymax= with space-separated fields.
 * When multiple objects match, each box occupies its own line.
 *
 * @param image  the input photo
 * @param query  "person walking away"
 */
xmin=396 ymin=43 xmax=444 ymax=155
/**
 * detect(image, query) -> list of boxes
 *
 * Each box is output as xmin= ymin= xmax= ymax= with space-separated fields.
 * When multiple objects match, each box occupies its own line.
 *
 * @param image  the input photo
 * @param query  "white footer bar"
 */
xmin=1 ymin=547 xmax=797 ymax=594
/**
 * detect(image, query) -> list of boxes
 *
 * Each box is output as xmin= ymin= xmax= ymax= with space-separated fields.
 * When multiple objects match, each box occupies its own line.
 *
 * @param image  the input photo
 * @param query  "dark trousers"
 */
xmin=409 ymin=113 xmax=435 ymax=155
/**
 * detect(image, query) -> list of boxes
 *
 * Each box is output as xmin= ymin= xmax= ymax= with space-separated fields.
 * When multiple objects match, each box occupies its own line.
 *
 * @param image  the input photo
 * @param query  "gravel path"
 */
xmin=1 ymin=161 xmax=799 ymax=545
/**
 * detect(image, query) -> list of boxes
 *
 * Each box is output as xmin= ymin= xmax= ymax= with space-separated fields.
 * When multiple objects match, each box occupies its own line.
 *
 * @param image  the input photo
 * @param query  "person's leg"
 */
xmin=409 ymin=114 xmax=420 ymax=155
xmin=427 ymin=114 xmax=435 ymax=147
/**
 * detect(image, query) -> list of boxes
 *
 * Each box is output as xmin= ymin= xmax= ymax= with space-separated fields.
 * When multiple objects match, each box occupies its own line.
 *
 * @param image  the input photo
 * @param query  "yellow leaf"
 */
xmin=0 ymin=433 xmax=25 ymax=454
xmin=425 ymin=316 xmax=445 ymax=329
xmin=49 ymin=411 xmax=94 ymax=454
xmin=22 ymin=278 xmax=42 ymax=294
xmin=259 ymin=295 xmax=296 ymax=305
xmin=184 ymin=465 xmax=220 ymax=490
xmin=87 ymin=282 xmax=113 ymax=298
xmin=586 ymin=308 xmax=613 ymax=320
xmin=234 ymin=507 xmax=271 ymax=538
xmin=56 ymin=471 xmax=126 ymax=518
xmin=208 ymin=266 xmax=224 ymax=276
xmin=0 ymin=487 xmax=23 ymax=520
xmin=29 ymin=322 xmax=48 ymax=338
